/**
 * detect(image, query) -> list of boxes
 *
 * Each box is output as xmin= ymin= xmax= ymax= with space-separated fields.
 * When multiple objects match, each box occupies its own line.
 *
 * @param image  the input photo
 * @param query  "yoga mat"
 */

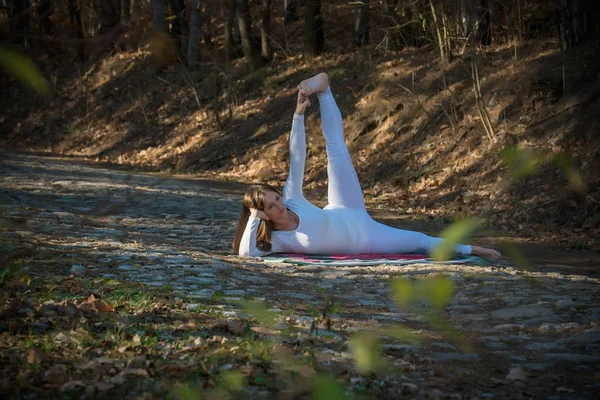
xmin=262 ymin=253 xmax=490 ymax=266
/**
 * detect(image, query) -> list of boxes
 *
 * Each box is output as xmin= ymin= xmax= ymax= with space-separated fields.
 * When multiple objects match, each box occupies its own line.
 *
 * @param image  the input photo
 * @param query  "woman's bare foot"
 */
xmin=471 ymin=245 xmax=502 ymax=262
xmin=297 ymin=72 xmax=329 ymax=97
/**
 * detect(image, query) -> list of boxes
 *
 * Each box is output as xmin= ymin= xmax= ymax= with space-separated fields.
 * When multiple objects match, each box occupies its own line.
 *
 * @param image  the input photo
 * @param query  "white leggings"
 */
xmin=317 ymin=87 xmax=471 ymax=255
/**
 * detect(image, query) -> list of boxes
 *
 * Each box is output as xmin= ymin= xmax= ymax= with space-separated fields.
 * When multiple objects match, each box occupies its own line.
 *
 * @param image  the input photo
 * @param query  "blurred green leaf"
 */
xmin=381 ymin=326 xmax=421 ymax=344
xmin=349 ymin=333 xmax=381 ymax=373
xmin=431 ymin=219 xmax=485 ymax=261
xmin=171 ymin=383 xmax=203 ymax=400
xmin=221 ymin=371 xmax=245 ymax=391
xmin=501 ymin=243 xmax=529 ymax=270
xmin=0 ymin=47 xmax=50 ymax=94
xmin=391 ymin=278 xmax=414 ymax=307
xmin=243 ymin=300 xmax=277 ymax=327
xmin=419 ymin=276 xmax=454 ymax=308
xmin=424 ymin=312 xmax=473 ymax=352
xmin=500 ymin=243 xmax=537 ymax=285
xmin=329 ymin=302 xmax=343 ymax=314
xmin=309 ymin=305 xmax=319 ymax=318
xmin=0 ymin=262 xmax=21 ymax=287
xmin=553 ymin=154 xmax=587 ymax=194
xmin=499 ymin=146 xmax=539 ymax=179
xmin=313 ymin=374 xmax=346 ymax=400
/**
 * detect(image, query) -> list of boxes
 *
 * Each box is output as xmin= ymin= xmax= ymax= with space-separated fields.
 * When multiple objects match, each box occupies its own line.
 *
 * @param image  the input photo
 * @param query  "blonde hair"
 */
xmin=232 ymin=184 xmax=281 ymax=254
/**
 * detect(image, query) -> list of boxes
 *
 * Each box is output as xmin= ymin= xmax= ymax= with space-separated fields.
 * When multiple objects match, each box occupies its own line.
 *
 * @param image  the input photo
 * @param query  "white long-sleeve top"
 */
xmin=239 ymin=114 xmax=369 ymax=257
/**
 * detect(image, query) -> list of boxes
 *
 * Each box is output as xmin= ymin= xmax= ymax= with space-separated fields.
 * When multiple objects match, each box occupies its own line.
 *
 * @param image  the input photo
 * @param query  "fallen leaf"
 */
xmin=26 ymin=349 xmax=43 ymax=364
xmin=365 ymin=318 xmax=380 ymax=328
xmin=19 ymin=275 xmax=31 ymax=286
xmin=118 ymin=368 xmax=149 ymax=378
xmin=556 ymin=387 xmax=574 ymax=393
xmin=227 ymin=319 xmax=245 ymax=335
xmin=94 ymin=300 xmax=110 ymax=314
xmin=61 ymin=380 xmax=86 ymax=392
xmin=506 ymin=366 xmax=528 ymax=381
xmin=250 ymin=326 xmax=280 ymax=335
xmin=78 ymin=357 xmax=113 ymax=370
xmin=317 ymin=351 xmax=332 ymax=364
xmin=44 ymin=364 xmax=70 ymax=384
xmin=430 ymin=388 xmax=462 ymax=399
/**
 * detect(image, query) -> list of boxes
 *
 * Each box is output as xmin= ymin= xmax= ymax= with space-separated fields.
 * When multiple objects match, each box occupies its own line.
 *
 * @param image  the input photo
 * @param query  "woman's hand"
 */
xmin=295 ymin=91 xmax=310 ymax=115
xmin=250 ymin=208 xmax=270 ymax=221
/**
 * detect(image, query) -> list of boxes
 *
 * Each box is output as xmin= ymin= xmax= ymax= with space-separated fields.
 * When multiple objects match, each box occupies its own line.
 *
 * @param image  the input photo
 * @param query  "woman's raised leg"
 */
xmin=298 ymin=73 xmax=365 ymax=210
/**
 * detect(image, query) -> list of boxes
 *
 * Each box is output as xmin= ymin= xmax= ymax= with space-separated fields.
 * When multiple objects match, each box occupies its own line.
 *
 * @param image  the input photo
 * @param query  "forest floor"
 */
xmin=1 ymin=151 xmax=599 ymax=399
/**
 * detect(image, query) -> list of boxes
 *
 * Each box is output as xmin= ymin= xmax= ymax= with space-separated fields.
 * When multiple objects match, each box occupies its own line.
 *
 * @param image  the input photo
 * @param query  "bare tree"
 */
xmin=37 ymin=0 xmax=53 ymax=35
xmin=224 ymin=0 xmax=238 ymax=60
xmin=96 ymin=0 xmax=120 ymax=35
xmin=168 ymin=0 xmax=187 ymax=52
xmin=304 ymin=0 xmax=324 ymax=60
xmin=67 ymin=0 xmax=84 ymax=61
xmin=12 ymin=0 xmax=30 ymax=47
xmin=260 ymin=0 xmax=272 ymax=60
xmin=284 ymin=0 xmax=298 ymax=24
xmin=557 ymin=0 xmax=598 ymax=50
xmin=469 ymin=0 xmax=491 ymax=46
xmin=236 ymin=0 xmax=265 ymax=71
xmin=151 ymin=0 xmax=169 ymax=34
xmin=187 ymin=0 xmax=201 ymax=68
xmin=354 ymin=0 xmax=370 ymax=46
xmin=127 ymin=0 xmax=136 ymax=19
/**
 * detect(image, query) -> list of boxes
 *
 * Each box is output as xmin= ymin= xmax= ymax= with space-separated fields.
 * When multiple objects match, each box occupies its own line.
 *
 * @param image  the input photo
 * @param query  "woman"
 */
xmin=232 ymin=72 xmax=501 ymax=261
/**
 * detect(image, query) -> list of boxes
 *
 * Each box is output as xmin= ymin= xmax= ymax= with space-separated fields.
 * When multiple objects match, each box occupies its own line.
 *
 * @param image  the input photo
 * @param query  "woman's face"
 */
xmin=261 ymin=190 xmax=287 ymax=221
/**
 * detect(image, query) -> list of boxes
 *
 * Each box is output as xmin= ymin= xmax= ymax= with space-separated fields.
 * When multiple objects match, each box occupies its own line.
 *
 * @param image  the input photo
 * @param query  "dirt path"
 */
xmin=1 ymin=152 xmax=599 ymax=399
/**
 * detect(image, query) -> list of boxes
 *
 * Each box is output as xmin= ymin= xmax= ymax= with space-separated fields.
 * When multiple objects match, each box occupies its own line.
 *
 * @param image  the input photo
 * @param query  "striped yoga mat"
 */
xmin=262 ymin=253 xmax=489 ymax=266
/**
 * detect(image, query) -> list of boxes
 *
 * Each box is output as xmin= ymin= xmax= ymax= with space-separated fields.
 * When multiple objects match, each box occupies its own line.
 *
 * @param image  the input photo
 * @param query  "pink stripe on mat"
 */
xmin=281 ymin=253 xmax=429 ymax=260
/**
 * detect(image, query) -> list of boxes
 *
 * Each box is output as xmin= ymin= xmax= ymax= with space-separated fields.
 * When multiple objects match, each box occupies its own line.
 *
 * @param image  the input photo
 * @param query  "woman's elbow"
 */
xmin=239 ymin=248 xmax=262 ymax=257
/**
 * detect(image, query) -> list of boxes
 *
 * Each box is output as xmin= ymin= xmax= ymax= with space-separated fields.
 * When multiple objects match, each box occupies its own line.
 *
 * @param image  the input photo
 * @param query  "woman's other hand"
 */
xmin=295 ymin=91 xmax=310 ymax=115
xmin=250 ymin=208 xmax=270 ymax=221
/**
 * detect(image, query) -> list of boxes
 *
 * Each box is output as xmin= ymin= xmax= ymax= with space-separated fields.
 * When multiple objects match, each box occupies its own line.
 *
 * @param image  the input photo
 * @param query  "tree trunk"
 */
xmin=382 ymin=0 xmax=405 ymax=50
xmin=557 ymin=0 xmax=598 ymax=50
xmin=201 ymin=6 xmax=213 ymax=48
xmin=235 ymin=0 xmax=264 ymax=71
xmin=469 ymin=0 xmax=491 ymax=46
xmin=13 ymin=0 xmax=30 ymax=47
xmin=260 ymin=0 xmax=272 ymax=60
xmin=67 ymin=0 xmax=84 ymax=61
xmin=187 ymin=0 xmax=201 ymax=68
xmin=168 ymin=0 xmax=187 ymax=53
xmin=224 ymin=0 xmax=236 ymax=59
xmin=304 ymin=0 xmax=324 ymax=60
xmin=37 ymin=0 xmax=53 ymax=35
xmin=224 ymin=0 xmax=242 ymax=60
xmin=128 ymin=0 xmax=135 ymax=19
xmin=284 ymin=0 xmax=298 ymax=24
xmin=96 ymin=0 xmax=120 ymax=35
xmin=151 ymin=0 xmax=169 ymax=34
xmin=354 ymin=0 xmax=369 ymax=46
xmin=119 ymin=0 xmax=130 ymax=21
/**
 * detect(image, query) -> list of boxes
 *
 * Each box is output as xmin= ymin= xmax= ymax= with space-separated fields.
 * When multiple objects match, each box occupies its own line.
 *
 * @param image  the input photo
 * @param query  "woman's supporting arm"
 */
xmin=283 ymin=113 xmax=307 ymax=200
xmin=238 ymin=217 xmax=271 ymax=257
